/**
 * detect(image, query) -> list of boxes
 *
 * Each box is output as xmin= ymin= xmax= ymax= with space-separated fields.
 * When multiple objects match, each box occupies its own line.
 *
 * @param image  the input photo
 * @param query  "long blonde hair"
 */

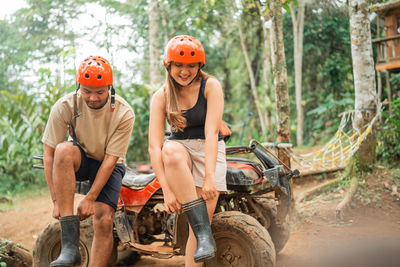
xmin=164 ymin=64 xmax=207 ymax=132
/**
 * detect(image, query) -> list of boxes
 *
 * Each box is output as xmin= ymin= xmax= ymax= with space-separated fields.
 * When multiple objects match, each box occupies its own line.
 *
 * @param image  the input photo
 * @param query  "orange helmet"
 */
xmin=163 ymin=35 xmax=205 ymax=67
xmin=76 ymin=56 xmax=113 ymax=87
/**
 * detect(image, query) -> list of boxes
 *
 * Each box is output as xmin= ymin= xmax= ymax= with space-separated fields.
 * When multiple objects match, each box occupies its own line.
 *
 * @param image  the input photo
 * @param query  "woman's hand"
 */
xmin=201 ymin=177 xmax=217 ymax=201
xmin=163 ymin=190 xmax=181 ymax=214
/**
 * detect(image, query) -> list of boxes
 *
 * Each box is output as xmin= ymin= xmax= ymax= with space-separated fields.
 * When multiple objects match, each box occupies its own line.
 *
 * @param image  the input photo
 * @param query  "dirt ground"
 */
xmin=1 ymin=168 xmax=400 ymax=266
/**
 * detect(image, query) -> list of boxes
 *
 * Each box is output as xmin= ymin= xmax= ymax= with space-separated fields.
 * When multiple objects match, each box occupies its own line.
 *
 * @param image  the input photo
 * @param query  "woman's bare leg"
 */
xmin=161 ymin=141 xmax=198 ymax=203
xmin=185 ymin=187 xmax=220 ymax=267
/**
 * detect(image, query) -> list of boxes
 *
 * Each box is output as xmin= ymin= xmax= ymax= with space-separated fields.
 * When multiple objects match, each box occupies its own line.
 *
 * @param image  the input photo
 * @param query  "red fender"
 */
xmin=118 ymin=178 xmax=161 ymax=213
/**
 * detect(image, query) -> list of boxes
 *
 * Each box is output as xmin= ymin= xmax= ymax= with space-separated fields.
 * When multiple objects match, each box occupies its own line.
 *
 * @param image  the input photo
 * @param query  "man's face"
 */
xmin=80 ymin=85 xmax=109 ymax=109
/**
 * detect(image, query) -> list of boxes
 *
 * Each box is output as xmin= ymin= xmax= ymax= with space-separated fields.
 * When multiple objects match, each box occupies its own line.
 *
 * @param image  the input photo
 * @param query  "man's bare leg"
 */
xmin=50 ymin=142 xmax=82 ymax=266
xmin=90 ymin=202 xmax=115 ymax=267
xmin=53 ymin=142 xmax=81 ymax=216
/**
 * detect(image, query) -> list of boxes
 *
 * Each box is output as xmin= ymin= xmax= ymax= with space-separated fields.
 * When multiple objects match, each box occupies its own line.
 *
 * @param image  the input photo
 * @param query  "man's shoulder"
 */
xmin=51 ymin=92 xmax=75 ymax=112
xmin=115 ymin=94 xmax=134 ymax=117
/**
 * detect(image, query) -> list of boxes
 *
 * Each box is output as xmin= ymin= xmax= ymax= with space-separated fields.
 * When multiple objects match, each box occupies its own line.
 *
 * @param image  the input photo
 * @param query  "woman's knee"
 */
xmin=162 ymin=142 xmax=188 ymax=166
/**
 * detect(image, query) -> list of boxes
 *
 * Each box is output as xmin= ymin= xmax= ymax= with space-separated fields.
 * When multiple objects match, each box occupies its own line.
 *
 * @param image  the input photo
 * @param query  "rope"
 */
xmin=279 ymin=107 xmax=380 ymax=174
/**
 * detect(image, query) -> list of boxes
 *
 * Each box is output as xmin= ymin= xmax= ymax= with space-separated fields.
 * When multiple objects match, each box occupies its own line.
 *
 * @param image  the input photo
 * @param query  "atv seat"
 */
xmin=122 ymin=168 xmax=156 ymax=190
xmin=226 ymin=158 xmax=264 ymax=188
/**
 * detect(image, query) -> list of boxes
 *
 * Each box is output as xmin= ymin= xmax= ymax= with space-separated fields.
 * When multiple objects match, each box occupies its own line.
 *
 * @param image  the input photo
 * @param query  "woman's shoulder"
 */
xmin=152 ymin=86 xmax=166 ymax=99
xmin=204 ymin=76 xmax=222 ymax=95
xmin=151 ymin=86 xmax=166 ymax=106
xmin=205 ymin=76 xmax=220 ymax=86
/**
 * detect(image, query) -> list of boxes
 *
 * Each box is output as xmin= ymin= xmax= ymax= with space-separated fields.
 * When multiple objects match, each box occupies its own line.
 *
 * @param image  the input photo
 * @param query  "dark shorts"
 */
xmin=75 ymin=145 xmax=125 ymax=211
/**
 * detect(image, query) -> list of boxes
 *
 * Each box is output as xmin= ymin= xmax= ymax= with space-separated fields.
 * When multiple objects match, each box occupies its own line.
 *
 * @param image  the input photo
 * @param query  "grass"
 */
xmin=0 ymin=186 xmax=49 ymax=212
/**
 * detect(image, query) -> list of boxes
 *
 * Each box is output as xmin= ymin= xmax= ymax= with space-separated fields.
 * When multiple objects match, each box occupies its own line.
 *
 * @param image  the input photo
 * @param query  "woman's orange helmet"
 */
xmin=77 ymin=56 xmax=113 ymax=87
xmin=163 ymin=35 xmax=205 ymax=67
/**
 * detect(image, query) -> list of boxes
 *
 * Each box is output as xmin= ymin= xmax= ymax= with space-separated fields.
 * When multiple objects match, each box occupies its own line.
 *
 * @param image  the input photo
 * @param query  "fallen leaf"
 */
xmin=382 ymin=182 xmax=391 ymax=189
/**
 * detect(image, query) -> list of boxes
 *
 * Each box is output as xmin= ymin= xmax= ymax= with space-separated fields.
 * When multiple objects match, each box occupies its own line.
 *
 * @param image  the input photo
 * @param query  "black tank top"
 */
xmin=169 ymin=78 xmax=223 ymax=140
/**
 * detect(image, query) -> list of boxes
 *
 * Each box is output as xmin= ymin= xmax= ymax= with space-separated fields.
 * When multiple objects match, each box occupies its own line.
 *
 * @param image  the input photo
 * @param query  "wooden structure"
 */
xmin=369 ymin=1 xmax=400 ymax=112
xmin=371 ymin=1 xmax=400 ymax=72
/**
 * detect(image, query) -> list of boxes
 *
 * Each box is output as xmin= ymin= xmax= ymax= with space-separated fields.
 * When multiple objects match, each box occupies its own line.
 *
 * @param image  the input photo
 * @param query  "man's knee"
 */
xmin=54 ymin=142 xmax=80 ymax=167
xmin=93 ymin=211 xmax=114 ymax=234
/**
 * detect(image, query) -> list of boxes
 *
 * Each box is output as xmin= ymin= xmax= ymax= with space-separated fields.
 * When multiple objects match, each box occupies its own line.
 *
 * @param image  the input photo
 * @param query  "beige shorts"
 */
xmin=166 ymin=139 xmax=227 ymax=191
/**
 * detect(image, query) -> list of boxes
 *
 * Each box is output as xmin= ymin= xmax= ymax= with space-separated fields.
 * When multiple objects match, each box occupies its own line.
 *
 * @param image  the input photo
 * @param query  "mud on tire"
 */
xmin=205 ymin=211 xmax=276 ymax=267
xmin=32 ymin=218 xmax=93 ymax=267
xmin=254 ymin=197 xmax=290 ymax=253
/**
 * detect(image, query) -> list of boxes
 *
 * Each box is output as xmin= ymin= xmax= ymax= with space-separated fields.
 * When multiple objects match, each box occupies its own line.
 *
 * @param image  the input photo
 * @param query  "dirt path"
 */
xmin=1 ymin=169 xmax=400 ymax=266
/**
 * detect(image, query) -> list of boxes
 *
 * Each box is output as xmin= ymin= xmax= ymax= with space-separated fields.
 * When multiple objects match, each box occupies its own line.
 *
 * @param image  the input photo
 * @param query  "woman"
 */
xmin=148 ymin=35 xmax=226 ymax=266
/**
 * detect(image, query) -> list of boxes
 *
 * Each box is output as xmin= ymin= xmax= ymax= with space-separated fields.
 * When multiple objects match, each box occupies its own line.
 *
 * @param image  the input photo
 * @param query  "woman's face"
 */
xmin=170 ymin=62 xmax=200 ymax=86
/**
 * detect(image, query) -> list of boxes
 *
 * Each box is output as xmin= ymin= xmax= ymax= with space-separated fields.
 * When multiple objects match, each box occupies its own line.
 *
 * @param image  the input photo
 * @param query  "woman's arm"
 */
xmin=203 ymin=77 xmax=224 ymax=200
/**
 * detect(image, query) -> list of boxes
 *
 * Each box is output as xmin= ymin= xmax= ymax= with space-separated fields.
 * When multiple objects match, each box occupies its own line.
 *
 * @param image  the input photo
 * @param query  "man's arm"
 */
xmin=43 ymin=144 xmax=56 ymax=203
xmin=86 ymin=154 xmax=119 ymax=201
xmin=77 ymin=154 xmax=119 ymax=220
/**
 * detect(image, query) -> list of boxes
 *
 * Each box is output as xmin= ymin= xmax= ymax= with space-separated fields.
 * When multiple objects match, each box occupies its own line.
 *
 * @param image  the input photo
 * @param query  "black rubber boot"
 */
xmin=50 ymin=215 xmax=81 ymax=267
xmin=182 ymin=198 xmax=216 ymax=263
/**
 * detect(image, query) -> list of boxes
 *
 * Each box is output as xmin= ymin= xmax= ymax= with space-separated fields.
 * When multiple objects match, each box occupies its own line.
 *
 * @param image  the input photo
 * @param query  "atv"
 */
xmin=33 ymin=139 xmax=298 ymax=267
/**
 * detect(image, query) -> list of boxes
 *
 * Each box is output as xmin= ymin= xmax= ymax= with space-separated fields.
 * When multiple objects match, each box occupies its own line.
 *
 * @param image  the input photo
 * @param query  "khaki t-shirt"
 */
xmin=42 ymin=91 xmax=135 ymax=163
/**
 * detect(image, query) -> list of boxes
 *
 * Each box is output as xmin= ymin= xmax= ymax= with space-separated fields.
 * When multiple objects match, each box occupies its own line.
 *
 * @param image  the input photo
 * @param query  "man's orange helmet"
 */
xmin=77 ymin=56 xmax=113 ymax=87
xmin=163 ymin=35 xmax=205 ymax=67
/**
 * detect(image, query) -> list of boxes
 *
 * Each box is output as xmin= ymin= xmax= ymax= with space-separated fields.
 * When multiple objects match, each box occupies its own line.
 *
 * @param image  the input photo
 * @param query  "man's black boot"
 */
xmin=50 ymin=215 xmax=81 ymax=267
xmin=182 ymin=198 xmax=216 ymax=263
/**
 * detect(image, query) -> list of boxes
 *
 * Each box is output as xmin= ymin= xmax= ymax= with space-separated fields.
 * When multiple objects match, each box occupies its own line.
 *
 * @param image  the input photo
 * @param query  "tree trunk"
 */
xmin=349 ymin=0 xmax=377 ymax=167
xmin=290 ymin=0 xmax=305 ymax=146
xmin=237 ymin=15 xmax=267 ymax=134
xmin=148 ymin=0 xmax=161 ymax=87
xmin=269 ymin=0 xmax=291 ymax=168
xmin=257 ymin=1 xmax=275 ymax=140
xmin=0 ymin=240 xmax=32 ymax=267
xmin=262 ymin=26 xmax=275 ymax=140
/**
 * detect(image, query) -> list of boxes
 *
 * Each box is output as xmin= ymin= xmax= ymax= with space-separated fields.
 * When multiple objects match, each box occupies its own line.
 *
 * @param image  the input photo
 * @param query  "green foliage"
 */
xmin=0 ymin=69 xmax=69 ymax=194
xmin=377 ymin=98 xmax=400 ymax=163
xmin=0 ymin=90 xmax=45 ymax=194
xmin=118 ymin=84 xmax=151 ymax=163
xmin=306 ymin=92 xmax=353 ymax=144
xmin=0 ymin=0 xmax=385 ymax=193
xmin=283 ymin=3 xmax=354 ymax=145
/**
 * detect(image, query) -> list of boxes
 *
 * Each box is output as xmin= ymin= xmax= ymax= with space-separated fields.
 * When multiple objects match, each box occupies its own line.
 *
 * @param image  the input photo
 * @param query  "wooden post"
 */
xmin=377 ymin=70 xmax=382 ymax=112
xmin=385 ymin=70 xmax=393 ymax=114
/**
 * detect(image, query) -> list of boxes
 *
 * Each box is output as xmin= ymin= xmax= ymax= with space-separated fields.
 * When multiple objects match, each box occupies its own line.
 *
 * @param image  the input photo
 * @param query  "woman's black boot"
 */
xmin=50 ymin=215 xmax=81 ymax=267
xmin=182 ymin=198 xmax=216 ymax=263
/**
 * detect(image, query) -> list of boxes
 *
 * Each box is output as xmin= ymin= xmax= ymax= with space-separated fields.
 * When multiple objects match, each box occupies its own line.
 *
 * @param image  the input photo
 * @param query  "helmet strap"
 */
xmin=187 ymin=67 xmax=201 ymax=86
xmin=110 ymin=86 xmax=115 ymax=112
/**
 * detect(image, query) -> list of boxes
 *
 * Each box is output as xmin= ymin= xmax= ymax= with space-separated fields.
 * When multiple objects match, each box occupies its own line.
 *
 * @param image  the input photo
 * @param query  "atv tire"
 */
xmin=205 ymin=211 xmax=276 ymax=267
xmin=32 ymin=218 xmax=117 ymax=267
xmin=254 ymin=198 xmax=290 ymax=253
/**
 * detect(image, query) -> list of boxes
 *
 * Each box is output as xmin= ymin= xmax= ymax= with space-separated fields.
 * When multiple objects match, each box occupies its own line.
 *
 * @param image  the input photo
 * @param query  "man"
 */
xmin=42 ymin=56 xmax=135 ymax=267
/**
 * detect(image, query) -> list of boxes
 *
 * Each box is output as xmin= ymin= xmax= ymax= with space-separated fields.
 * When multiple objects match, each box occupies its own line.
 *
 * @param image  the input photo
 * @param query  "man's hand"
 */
xmin=201 ymin=177 xmax=217 ymax=201
xmin=52 ymin=200 xmax=60 ymax=219
xmin=77 ymin=196 xmax=95 ymax=221
xmin=163 ymin=190 xmax=181 ymax=214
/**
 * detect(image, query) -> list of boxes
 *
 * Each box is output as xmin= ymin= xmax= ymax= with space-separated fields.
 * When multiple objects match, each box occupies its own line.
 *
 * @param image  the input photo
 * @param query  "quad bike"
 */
xmin=32 ymin=139 xmax=298 ymax=267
